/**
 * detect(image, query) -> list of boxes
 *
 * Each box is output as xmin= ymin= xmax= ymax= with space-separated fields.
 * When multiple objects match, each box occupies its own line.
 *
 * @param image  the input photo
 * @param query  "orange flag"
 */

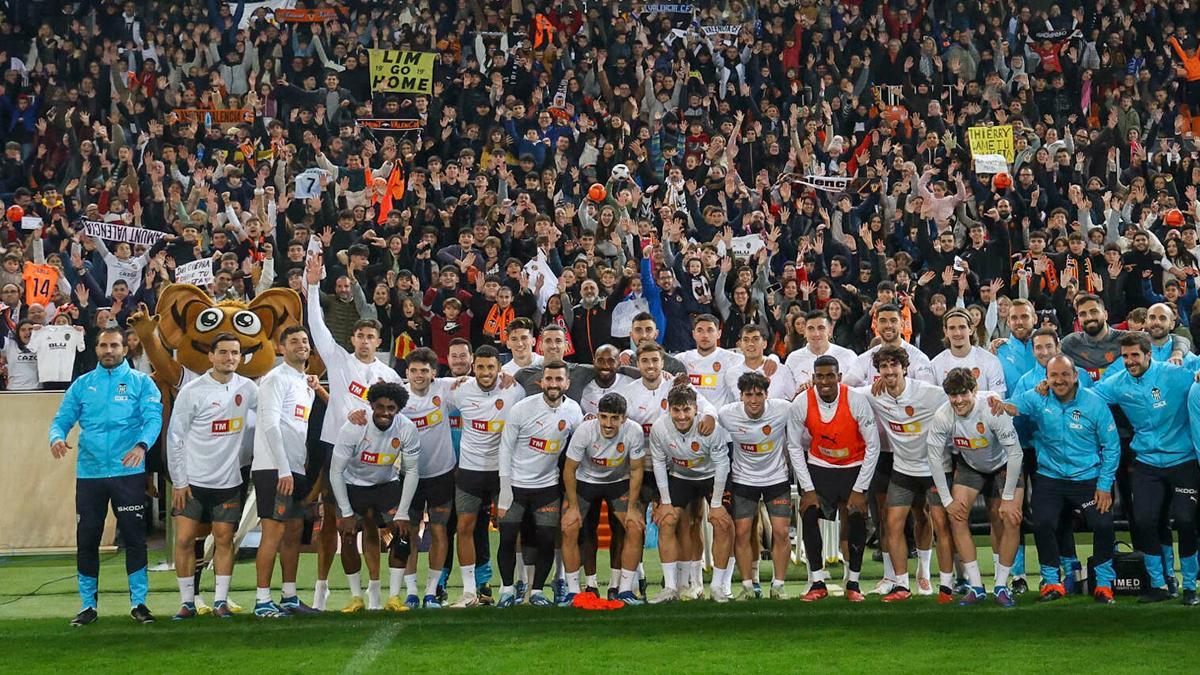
xmin=376 ymin=163 xmax=406 ymax=224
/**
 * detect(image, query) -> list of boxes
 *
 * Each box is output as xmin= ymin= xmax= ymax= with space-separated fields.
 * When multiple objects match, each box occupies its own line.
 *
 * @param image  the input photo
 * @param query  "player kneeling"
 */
xmin=330 ymin=382 xmax=422 ymax=612
xmin=649 ymin=386 xmax=735 ymax=603
xmin=927 ymin=368 xmax=1024 ymax=607
xmin=561 ymin=393 xmax=647 ymax=607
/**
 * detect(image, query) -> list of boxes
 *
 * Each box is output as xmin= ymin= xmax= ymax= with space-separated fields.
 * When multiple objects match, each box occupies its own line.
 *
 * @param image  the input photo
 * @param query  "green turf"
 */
xmin=0 ymin=537 xmax=1192 ymax=673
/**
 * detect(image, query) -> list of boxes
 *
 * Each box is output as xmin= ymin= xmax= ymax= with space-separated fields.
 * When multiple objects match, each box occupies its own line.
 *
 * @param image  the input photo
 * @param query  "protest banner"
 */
xmin=175 ymin=259 xmax=214 ymax=287
xmin=80 ymin=221 xmax=167 ymax=246
xmin=967 ymin=125 xmax=1014 ymax=163
xmin=369 ymin=50 xmax=435 ymax=94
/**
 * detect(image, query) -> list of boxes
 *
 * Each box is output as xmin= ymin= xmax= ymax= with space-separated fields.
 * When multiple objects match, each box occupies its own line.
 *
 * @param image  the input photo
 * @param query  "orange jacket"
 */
xmin=1170 ymin=38 xmax=1200 ymax=81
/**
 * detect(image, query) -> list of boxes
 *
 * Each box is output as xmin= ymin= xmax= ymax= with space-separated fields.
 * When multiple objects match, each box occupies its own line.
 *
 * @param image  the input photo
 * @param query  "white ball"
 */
xmin=612 ymin=164 xmax=630 ymax=181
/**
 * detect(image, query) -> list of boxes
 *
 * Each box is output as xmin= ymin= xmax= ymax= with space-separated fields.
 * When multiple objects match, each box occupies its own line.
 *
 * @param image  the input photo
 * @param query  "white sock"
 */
xmin=715 ymin=559 xmax=725 ymax=584
xmin=663 ymin=562 xmax=678 ymax=591
xmin=882 ymin=552 xmax=895 ymax=580
xmin=367 ymin=580 xmax=382 ymax=609
xmin=995 ymin=563 xmax=1012 ymax=589
xmin=566 ymin=569 xmax=581 ymax=594
xmin=772 ymin=578 xmax=786 ymax=588
xmin=676 ymin=561 xmax=690 ymax=589
xmin=585 ymin=573 xmax=598 ymax=589
xmin=554 ymin=550 xmax=565 ymax=580
xmin=810 ymin=568 xmax=829 ymax=584
xmin=742 ymin=578 xmax=755 ymax=590
xmin=637 ymin=562 xmax=645 ymax=581
xmin=178 ymin=577 xmax=195 ymax=604
xmin=424 ymin=574 xmax=439 ymax=598
xmin=313 ymin=580 xmax=329 ymax=610
xmin=390 ymin=568 xmax=404 ymax=598
xmin=214 ymin=575 xmax=231 ymax=603
xmin=755 ymin=557 xmax=763 ymax=583
xmin=404 ymin=573 xmax=418 ymax=596
xmin=256 ymin=586 xmax=271 ymax=602
xmin=917 ymin=549 xmax=932 ymax=579
xmin=501 ymin=585 xmax=514 ymax=596
xmin=896 ymin=572 xmax=910 ymax=590
xmin=523 ymin=564 xmax=536 ymax=587
xmin=848 ymin=569 xmax=861 ymax=583
xmin=712 ymin=566 xmax=728 ymax=593
xmin=461 ymin=565 xmax=477 ymax=596
xmin=282 ymin=581 xmax=297 ymax=598
xmin=964 ymin=560 xmax=982 ymax=587
xmin=619 ymin=569 xmax=636 ymax=593
xmin=609 ymin=568 xmax=620 ymax=591
xmin=346 ymin=572 xmax=362 ymax=599
xmin=992 ymin=552 xmax=1000 ymax=573
xmin=515 ymin=552 xmax=526 ymax=583
xmin=939 ymin=571 xmax=954 ymax=589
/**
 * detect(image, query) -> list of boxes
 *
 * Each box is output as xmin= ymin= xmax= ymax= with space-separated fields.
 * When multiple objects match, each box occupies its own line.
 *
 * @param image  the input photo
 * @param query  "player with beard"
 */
xmin=863 ymin=346 xmax=954 ymax=603
xmin=844 ymin=304 xmax=938 ymax=386
xmin=618 ymin=312 xmax=688 ymax=376
xmin=784 ymin=310 xmax=857 ymax=385
xmin=1102 ymin=303 xmax=1198 ymax=378
xmin=787 ymin=356 xmax=880 ymax=602
xmin=578 ymin=345 xmax=633 ymax=414
xmin=446 ymin=346 xmax=524 ymax=608
xmin=496 ymin=361 xmax=584 ymax=607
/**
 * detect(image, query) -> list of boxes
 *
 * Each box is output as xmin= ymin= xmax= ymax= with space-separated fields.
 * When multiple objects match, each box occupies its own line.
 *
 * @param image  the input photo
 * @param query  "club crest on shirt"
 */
xmin=660 ymin=399 xmax=668 ymax=409
xmin=558 ymin=419 xmax=567 ymax=431
xmin=713 ymin=362 xmax=722 ymax=372
xmin=117 ymin=383 xmax=127 ymax=395
xmin=1105 ymin=352 xmax=1114 ymax=362
xmin=762 ymin=424 xmax=772 ymax=435
xmin=904 ymin=405 xmax=914 ymax=416
xmin=617 ymin=442 xmax=625 ymax=454
xmin=235 ymin=393 xmax=243 ymax=406
xmin=432 ymin=396 xmax=442 ymax=407
xmin=976 ymin=422 xmax=986 ymax=434
xmin=690 ymin=441 xmax=701 ymax=452
xmin=391 ymin=438 xmax=401 ymax=449
xmin=1072 ymin=409 xmax=1082 ymax=420
xmin=495 ymin=399 xmax=505 ymax=410
xmin=971 ymin=367 xmax=981 ymax=379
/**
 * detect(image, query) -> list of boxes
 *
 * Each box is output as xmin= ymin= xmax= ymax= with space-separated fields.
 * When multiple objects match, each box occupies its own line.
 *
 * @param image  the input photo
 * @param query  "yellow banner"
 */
xmin=369 ymin=49 xmax=436 ymax=94
xmin=967 ymin=125 xmax=1014 ymax=163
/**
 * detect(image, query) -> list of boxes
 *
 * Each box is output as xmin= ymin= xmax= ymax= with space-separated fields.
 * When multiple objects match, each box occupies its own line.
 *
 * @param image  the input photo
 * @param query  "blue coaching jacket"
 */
xmin=1012 ymin=385 xmax=1120 ymax=491
xmin=49 ymin=360 xmax=163 ymax=479
xmin=1093 ymin=360 xmax=1199 ymax=468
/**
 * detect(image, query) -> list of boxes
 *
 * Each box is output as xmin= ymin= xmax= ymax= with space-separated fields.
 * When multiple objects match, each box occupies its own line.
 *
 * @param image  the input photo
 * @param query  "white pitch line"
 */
xmin=341 ymin=623 xmax=403 ymax=674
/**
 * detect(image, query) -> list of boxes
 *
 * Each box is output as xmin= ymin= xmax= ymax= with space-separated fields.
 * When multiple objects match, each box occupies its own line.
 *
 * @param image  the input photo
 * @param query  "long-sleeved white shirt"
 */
xmin=858 ymin=378 xmax=947 ymax=477
xmin=167 ymin=371 xmax=258 ymax=489
xmin=329 ymin=416 xmax=421 ymax=520
xmin=721 ymin=357 xmax=799 ymax=402
xmin=783 ymin=343 xmax=858 ymax=385
xmin=677 ymin=347 xmax=744 ymax=406
xmin=843 ymin=340 xmax=938 ymax=387
xmin=251 ymin=362 xmax=315 ymax=477
xmin=566 ymin=418 xmax=646 ymax=484
xmin=403 ymin=378 xmax=457 ymax=478
xmin=307 ymin=283 xmax=402 ymax=444
xmin=718 ymin=399 xmax=792 ymax=487
xmin=925 ymin=394 xmax=1023 ymax=505
xmin=931 ymin=346 xmax=1008 ymax=397
xmin=786 ymin=385 xmax=881 ymax=493
xmin=498 ymin=394 xmax=584 ymax=509
xmin=649 ymin=415 xmax=732 ymax=507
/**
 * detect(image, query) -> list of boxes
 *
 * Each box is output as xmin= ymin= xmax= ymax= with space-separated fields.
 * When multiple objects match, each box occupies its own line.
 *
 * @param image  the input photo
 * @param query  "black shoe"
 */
xmin=1166 ymin=575 xmax=1179 ymax=599
xmin=1037 ymin=588 xmax=1064 ymax=603
xmin=585 ymin=585 xmax=599 ymax=595
xmin=131 ymin=604 xmax=156 ymax=623
xmin=436 ymin=585 xmax=448 ymax=604
xmin=871 ymin=549 xmax=883 ymax=562
xmin=70 ymin=607 xmax=98 ymax=627
xmin=477 ymin=583 xmax=493 ymax=598
xmin=1181 ymin=590 xmax=1198 ymax=606
xmin=606 ymin=588 xmax=618 ymax=601
xmin=1139 ymin=587 xmax=1171 ymax=604
xmin=1011 ymin=577 xmax=1029 ymax=596
xmin=845 ymin=580 xmax=860 ymax=593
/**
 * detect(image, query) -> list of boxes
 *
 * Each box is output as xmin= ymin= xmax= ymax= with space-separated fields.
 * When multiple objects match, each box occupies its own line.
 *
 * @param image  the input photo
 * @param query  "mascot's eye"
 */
xmin=195 ymin=308 xmax=223 ymax=333
xmin=232 ymin=311 xmax=261 ymax=336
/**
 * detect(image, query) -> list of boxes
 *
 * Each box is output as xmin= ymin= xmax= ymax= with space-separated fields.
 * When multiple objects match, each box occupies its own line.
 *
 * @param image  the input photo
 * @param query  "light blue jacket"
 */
xmin=1012 ymin=385 xmax=1120 ymax=491
xmin=1093 ymin=361 xmax=1198 ymax=467
xmin=996 ymin=335 xmax=1036 ymax=394
xmin=49 ymin=360 xmax=163 ymax=479
xmin=1101 ymin=339 xmax=1197 ymax=380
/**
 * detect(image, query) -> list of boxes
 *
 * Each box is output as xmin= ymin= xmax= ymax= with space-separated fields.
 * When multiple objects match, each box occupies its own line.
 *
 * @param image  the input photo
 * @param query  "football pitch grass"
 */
xmin=2 ymin=538 xmax=1196 ymax=674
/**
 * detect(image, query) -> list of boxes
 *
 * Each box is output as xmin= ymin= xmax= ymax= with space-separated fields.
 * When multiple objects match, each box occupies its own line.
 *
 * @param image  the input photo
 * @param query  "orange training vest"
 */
xmin=804 ymin=384 xmax=867 ymax=466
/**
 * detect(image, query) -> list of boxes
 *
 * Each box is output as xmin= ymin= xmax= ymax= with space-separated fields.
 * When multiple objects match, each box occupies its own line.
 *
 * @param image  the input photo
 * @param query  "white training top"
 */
xmin=843 ymin=340 xmax=938 ymax=387
xmin=167 ymin=371 xmax=258 ymax=489
xmin=718 ymin=399 xmax=792 ymax=486
xmin=28 ymin=325 xmax=85 ymax=382
xmin=566 ymin=418 xmax=646 ymax=484
xmin=448 ymin=378 xmax=525 ymax=472
xmin=402 ymin=378 xmax=457 ymax=478
xmin=252 ymin=362 xmax=315 ymax=477
xmin=618 ymin=376 xmax=676 ymax=437
xmin=308 ymin=283 xmax=402 ymax=444
xmin=649 ymin=414 xmax=731 ymax=507
xmin=925 ymin=393 xmax=1023 ymax=505
xmin=677 ymin=347 xmax=743 ymax=406
xmin=857 ymin=377 xmax=947 ymax=478
xmin=931 ymin=346 xmax=1008 ymax=396
xmin=329 ymin=415 xmax=421 ymax=518
xmin=721 ymin=355 xmax=799 ymax=402
xmin=1 ymin=338 xmax=39 ymax=390
xmin=497 ymin=393 xmax=584 ymax=508
xmin=784 ymin=342 xmax=858 ymax=385
xmin=580 ymin=373 xmax=633 ymax=416
xmin=501 ymin=353 xmax=543 ymax=376
xmin=785 ymin=386 xmax=881 ymax=493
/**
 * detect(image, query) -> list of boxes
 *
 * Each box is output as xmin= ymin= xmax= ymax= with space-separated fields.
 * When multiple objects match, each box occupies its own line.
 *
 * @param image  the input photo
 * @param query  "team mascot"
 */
xmin=127 ymin=283 xmax=319 ymax=613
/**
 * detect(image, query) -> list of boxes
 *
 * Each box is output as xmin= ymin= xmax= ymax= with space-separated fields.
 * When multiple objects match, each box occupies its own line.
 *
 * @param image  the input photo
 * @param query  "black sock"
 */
xmin=846 ymin=580 xmax=860 ymax=592
xmin=810 ymin=580 xmax=827 ymax=590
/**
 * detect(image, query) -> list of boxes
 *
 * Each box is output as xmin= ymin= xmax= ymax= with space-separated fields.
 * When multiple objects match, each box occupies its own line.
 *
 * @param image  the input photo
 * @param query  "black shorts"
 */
xmin=577 ymin=479 xmax=630 ymax=522
xmin=667 ymin=475 xmax=714 ymax=509
xmin=730 ymin=481 xmax=792 ymax=519
xmin=237 ymin=465 xmax=251 ymax=504
xmin=809 ymin=464 xmax=860 ymax=513
xmin=637 ymin=480 xmax=660 ymax=510
xmin=409 ymin=470 xmax=455 ymax=525
xmin=455 ymin=468 xmax=499 ymax=513
xmin=253 ymin=470 xmax=310 ymax=521
xmin=348 ymin=481 xmax=403 ymax=527
xmin=173 ymin=485 xmax=242 ymax=525
xmin=870 ymin=452 xmax=894 ymax=495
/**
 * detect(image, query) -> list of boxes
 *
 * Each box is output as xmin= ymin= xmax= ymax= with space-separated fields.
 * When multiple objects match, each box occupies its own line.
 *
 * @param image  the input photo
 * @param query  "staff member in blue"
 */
xmin=49 ymin=327 xmax=164 ymax=626
xmin=989 ymin=354 xmax=1120 ymax=604
xmin=1095 ymin=332 xmax=1200 ymax=605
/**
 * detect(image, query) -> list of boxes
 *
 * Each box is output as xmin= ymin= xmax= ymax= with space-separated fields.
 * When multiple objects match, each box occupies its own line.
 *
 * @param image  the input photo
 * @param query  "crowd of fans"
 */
xmin=3 ymin=0 xmax=1200 ymax=389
